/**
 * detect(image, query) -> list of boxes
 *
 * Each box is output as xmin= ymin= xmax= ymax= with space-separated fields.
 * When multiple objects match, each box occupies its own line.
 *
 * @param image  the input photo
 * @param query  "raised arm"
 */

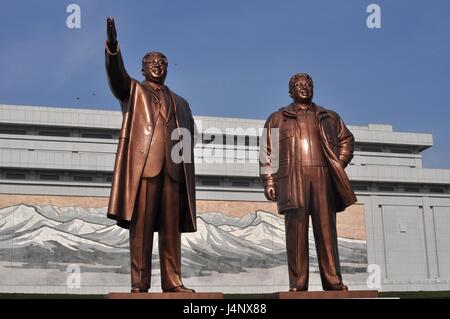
xmin=105 ymin=17 xmax=131 ymax=102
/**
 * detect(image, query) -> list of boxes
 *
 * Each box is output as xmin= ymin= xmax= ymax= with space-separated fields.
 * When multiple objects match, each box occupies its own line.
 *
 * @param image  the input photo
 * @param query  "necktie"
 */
xmin=157 ymin=87 xmax=168 ymax=121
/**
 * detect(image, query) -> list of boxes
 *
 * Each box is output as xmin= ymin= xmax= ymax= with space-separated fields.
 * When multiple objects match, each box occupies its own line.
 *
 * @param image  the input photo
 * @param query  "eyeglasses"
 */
xmin=145 ymin=60 xmax=167 ymax=67
xmin=293 ymin=82 xmax=312 ymax=88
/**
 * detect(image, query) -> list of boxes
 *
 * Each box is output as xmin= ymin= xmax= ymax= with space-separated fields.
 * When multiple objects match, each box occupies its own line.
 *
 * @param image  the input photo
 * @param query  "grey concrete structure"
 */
xmin=0 ymin=104 xmax=449 ymax=292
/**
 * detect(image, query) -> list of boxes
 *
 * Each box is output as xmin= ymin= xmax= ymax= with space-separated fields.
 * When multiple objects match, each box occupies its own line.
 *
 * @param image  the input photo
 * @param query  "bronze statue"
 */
xmin=105 ymin=17 xmax=197 ymax=293
xmin=260 ymin=73 xmax=357 ymax=291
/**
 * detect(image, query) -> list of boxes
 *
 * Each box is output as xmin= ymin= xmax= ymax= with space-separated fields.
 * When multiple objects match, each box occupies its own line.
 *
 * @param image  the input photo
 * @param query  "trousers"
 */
xmin=129 ymin=165 xmax=183 ymax=290
xmin=284 ymin=166 xmax=344 ymax=290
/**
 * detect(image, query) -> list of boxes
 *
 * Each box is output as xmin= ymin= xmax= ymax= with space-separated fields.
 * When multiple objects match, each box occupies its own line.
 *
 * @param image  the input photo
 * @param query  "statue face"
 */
xmin=142 ymin=54 xmax=168 ymax=83
xmin=290 ymin=78 xmax=313 ymax=103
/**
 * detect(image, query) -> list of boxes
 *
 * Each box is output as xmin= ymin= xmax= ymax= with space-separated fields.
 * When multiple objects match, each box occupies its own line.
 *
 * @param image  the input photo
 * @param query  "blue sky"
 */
xmin=1 ymin=0 xmax=449 ymax=168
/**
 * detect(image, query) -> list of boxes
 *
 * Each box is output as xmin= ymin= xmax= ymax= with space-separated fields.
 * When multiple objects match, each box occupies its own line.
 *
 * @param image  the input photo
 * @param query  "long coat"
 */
xmin=260 ymin=103 xmax=357 ymax=213
xmin=105 ymin=45 xmax=196 ymax=232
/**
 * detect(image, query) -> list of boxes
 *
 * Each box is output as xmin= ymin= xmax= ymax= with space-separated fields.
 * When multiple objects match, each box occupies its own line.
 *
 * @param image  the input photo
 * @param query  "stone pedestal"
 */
xmin=106 ymin=292 xmax=224 ymax=299
xmin=270 ymin=290 xmax=378 ymax=299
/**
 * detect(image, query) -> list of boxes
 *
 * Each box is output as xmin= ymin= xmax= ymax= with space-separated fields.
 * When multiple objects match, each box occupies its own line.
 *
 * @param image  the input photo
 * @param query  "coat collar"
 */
xmin=141 ymin=80 xmax=178 ymax=114
xmin=281 ymin=102 xmax=329 ymax=120
xmin=142 ymin=80 xmax=166 ymax=94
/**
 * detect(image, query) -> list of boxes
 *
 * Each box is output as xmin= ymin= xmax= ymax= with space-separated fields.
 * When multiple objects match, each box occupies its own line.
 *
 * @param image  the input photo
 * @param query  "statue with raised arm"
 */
xmin=260 ymin=73 xmax=357 ymax=291
xmin=105 ymin=17 xmax=197 ymax=293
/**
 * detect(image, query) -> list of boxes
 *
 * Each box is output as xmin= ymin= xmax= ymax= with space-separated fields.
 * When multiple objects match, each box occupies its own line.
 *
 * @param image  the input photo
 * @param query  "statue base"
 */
xmin=270 ymin=290 xmax=378 ymax=299
xmin=106 ymin=292 xmax=224 ymax=299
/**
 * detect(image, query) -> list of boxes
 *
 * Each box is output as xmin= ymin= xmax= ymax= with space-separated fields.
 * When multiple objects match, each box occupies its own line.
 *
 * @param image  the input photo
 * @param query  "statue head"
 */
xmin=289 ymin=73 xmax=314 ymax=103
xmin=141 ymin=52 xmax=168 ymax=84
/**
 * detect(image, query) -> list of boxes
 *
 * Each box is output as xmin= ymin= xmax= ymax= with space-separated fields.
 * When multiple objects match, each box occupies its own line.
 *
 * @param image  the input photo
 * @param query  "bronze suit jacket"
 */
xmin=260 ymin=103 xmax=357 ymax=213
xmin=105 ymin=45 xmax=197 ymax=232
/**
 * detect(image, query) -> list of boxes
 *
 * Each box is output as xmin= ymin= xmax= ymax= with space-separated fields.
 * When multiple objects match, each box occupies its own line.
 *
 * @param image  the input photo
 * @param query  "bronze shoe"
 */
xmin=163 ymin=285 xmax=196 ymax=293
xmin=337 ymin=283 xmax=349 ymax=291
xmin=325 ymin=283 xmax=348 ymax=291
xmin=131 ymin=283 xmax=149 ymax=293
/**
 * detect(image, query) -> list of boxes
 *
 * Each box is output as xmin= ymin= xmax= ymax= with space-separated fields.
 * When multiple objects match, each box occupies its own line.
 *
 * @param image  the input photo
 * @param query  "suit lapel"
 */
xmin=141 ymin=81 xmax=161 ymax=122
xmin=167 ymin=88 xmax=178 ymax=114
xmin=167 ymin=88 xmax=183 ymax=127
